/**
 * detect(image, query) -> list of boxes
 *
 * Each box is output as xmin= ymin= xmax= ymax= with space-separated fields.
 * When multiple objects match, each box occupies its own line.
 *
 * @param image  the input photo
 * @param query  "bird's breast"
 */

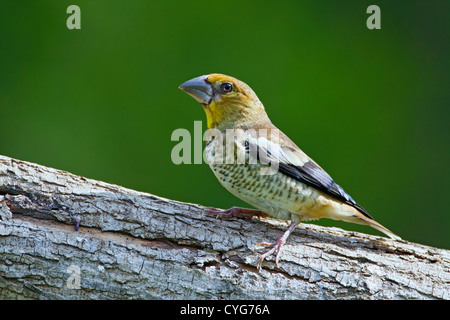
xmin=205 ymin=138 xmax=328 ymax=221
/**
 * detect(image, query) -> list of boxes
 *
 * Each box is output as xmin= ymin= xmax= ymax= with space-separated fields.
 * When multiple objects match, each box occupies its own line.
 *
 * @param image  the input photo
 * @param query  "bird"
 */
xmin=179 ymin=73 xmax=401 ymax=270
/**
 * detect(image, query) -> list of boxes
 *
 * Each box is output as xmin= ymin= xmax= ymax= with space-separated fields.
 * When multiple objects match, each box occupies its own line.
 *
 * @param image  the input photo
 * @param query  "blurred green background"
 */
xmin=1 ymin=1 xmax=448 ymax=249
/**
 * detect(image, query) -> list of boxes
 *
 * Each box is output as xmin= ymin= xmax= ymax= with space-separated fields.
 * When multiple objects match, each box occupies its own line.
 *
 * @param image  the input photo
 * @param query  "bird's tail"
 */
xmin=326 ymin=203 xmax=402 ymax=240
xmin=359 ymin=215 xmax=402 ymax=240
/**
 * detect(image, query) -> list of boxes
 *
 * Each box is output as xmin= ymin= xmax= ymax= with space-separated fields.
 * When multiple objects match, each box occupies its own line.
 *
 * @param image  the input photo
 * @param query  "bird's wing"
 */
xmin=240 ymin=131 xmax=373 ymax=220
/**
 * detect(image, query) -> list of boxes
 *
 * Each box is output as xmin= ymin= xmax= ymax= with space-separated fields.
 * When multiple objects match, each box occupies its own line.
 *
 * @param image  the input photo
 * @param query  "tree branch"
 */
xmin=0 ymin=155 xmax=448 ymax=299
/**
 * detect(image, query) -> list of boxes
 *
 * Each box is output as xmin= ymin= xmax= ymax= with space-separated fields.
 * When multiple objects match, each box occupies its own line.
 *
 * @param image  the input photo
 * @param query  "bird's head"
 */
xmin=179 ymin=73 xmax=268 ymax=130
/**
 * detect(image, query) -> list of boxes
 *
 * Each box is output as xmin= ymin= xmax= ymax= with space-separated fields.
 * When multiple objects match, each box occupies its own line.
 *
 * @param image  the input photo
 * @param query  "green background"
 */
xmin=1 ymin=1 xmax=448 ymax=249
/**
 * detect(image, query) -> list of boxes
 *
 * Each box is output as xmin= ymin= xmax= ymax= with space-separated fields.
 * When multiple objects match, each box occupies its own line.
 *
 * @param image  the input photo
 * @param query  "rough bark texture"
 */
xmin=0 ymin=154 xmax=449 ymax=300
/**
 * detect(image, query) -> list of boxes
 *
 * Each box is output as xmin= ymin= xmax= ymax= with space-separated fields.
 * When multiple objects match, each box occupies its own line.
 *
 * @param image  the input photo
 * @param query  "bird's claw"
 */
xmin=255 ymin=220 xmax=298 ymax=270
xmin=255 ymin=242 xmax=274 ymax=248
xmin=74 ymin=215 xmax=81 ymax=231
xmin=256 ymin=239 xmax=285 ymax=270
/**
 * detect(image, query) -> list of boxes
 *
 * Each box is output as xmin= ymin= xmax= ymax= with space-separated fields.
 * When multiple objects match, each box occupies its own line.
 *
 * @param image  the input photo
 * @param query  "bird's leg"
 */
xmin=206 ymin=206 xmax=269 ymax=219
xmin=256 ymin=220 xmax=299 ymax=270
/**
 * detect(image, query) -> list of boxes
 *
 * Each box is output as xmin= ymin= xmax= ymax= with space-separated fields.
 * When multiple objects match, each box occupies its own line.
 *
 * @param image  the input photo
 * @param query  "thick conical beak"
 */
xmin=179 ymin=75 xmax=213 ymax=105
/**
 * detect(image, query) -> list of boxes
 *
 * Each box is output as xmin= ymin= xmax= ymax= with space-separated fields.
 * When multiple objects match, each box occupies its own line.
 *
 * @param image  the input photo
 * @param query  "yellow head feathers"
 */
xmin=179 ymin=73 xmax=267 ymax=130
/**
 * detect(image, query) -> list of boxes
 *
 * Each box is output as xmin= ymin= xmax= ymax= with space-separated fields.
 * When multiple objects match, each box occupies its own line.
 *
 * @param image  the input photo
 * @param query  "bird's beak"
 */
xmin=179 ymin=75 xmax=213 ymax=105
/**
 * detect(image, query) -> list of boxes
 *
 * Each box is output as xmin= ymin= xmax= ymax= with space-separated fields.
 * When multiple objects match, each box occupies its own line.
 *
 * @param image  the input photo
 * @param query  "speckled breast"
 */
xmin=204 ymin=136 xmax=323 ymax=221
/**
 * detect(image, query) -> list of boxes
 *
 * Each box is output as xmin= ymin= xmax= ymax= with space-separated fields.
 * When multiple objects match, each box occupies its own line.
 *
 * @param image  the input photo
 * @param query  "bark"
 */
xmin=0 ymin=154 xmax=448 ymax=300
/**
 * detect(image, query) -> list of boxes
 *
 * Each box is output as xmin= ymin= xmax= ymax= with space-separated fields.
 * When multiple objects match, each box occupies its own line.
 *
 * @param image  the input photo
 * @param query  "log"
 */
xmin=0 ymin=154 xmax=448 ymax=300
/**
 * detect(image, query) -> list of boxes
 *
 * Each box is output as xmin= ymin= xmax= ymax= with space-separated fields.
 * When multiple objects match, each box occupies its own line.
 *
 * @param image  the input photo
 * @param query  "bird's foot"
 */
xmin=206 ymin=206 xmax=269 ymax=219
xmin=73 ymin=215 xmax=81 ymax=231
xmin=256 ymin=237 xmax=286 ymax=270
xmin=255 ymin=220 xmax=298 ymax=270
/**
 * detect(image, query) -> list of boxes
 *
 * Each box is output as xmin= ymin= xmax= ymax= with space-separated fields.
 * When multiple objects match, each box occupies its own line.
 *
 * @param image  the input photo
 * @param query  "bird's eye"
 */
xmin=220 ymin=82 xmax=233 ymax=93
